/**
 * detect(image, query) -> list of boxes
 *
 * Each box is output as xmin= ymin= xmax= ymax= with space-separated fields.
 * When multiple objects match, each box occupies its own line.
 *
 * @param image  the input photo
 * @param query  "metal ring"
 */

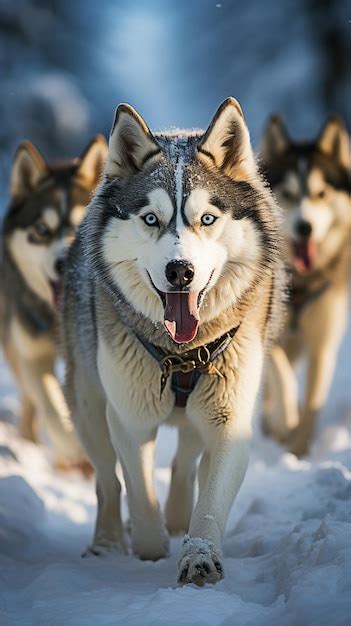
xmin=197 ymin=345 xmax=211 ymax=364
xmin=160 ymin=354 xmax=184 ymax=368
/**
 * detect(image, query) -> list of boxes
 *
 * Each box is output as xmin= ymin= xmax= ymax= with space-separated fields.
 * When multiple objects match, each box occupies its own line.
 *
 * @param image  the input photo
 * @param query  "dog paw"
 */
xmin=82 ymin=537 xmax=127 ymax=557
xmin=261 ymin=414 xmax=293 ymax=444
xmin=54 ymin=456 xmax=94 ymax=479
xmin=288 ymin=434 xmax=310 ymax=458
xmin=177 ymin=536 xmax=224 ymax=587
xmin=132 ymin=528 xmax=170 ymax=561
xmin=286 ymin=425 xmax=312 ymax=458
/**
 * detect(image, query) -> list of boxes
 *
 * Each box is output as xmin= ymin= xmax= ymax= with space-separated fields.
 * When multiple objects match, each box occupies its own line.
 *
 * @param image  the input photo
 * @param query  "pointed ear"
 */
xmin=198 ymin=97 xmax=257 ymax=180
xmin=105 ymin=104 xmax=161 ymax=178
xmin=10 ymin=141 xmax=47 ymax=202
xmin=260 ymin=114 xmax=290 ymax=163
xmin=317 ymin=116 xmax=350 ymax=170
xmin=76 ymin=134 xmax=108 ymax=188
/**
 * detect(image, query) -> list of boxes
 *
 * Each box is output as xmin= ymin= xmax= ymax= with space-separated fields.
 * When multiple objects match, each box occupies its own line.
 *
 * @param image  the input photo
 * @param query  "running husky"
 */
xmin=0 ymin=135 xmax=107 ymax=465
xmin=260 ymin=115 xmax=351 ymax=456
xmin=63 ymin=98 xmax=284 ymax=585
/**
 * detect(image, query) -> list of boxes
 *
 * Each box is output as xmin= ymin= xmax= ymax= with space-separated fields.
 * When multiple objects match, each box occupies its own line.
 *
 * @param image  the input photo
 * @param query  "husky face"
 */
xmin=261 ymin=115 xmax=350 ymax=275
xmin=89 ymin=99 xmax=279 ymax=344
xmin=4 ymin=136 xmax=107 ymax=310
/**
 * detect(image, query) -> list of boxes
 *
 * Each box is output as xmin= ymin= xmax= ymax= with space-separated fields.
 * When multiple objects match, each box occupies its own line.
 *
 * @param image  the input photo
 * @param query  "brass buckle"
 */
xmin=159 ymin=347 xmax=223 ymax=399
xmin=159 ymin=354 xmax=197 ymax=398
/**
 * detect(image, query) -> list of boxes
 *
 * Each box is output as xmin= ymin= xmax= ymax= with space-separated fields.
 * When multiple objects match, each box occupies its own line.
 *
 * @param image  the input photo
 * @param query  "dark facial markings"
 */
xmin=28 ymin=218 xmax=56 ymax=244
xmin=210 ymin=196 xmax=226 ymax=212
xmin=264 ymin=140 xmax=351 ymax=197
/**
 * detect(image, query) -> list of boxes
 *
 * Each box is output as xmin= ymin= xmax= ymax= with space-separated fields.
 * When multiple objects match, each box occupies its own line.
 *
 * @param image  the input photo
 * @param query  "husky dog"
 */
xmin=63 ymin=98 xmax=284 ymax=585
xmin=1 ymin=135 xmax=107 ymax=465
xmin=260 ymin=115 xmax=351 ymax=456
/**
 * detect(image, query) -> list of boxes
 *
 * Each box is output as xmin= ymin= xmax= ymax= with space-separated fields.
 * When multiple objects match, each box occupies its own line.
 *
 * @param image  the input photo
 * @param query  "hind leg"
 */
xmin=165 ymin=422 xmax=203 ymax=535
xmin=69 ymin=366 xmax=126 ymax=554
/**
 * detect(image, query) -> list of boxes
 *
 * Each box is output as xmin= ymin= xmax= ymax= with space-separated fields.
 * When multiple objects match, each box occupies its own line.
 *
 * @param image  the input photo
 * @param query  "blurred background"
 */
xmin=0 ymin=0 xmax=350 ymax=208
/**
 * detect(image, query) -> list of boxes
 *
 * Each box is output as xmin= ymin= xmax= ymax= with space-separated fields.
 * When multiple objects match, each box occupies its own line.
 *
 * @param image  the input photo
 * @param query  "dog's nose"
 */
xmin=165 ymin=261 xmax=194 ymax=287
xmin=54 ymin=257 xmax=65 ymax=276
xmin=295 ymin=219 xmax=312 ymax=239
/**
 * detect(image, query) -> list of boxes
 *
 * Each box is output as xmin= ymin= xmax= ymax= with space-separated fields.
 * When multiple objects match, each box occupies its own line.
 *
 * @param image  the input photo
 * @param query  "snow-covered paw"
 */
xmin=177 ymin=536 xmax=224 ymax=587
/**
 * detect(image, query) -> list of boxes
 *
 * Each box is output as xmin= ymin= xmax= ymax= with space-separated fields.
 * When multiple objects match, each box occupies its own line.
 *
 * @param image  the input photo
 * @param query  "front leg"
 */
xmin=177 ymin=337 xmax=262 ymax=586
xmin=177 ymin=420 xmax=251 ymax=585
xmin=18 ymin=354 xmax=84 ymax=463
xmin=288 ymin=340 xmax=340 ymax=457
xmin=288 ymin=291 xmax=348 ymax=457
xmin=261 ymin=344 xmax=299 ymax=441
xmin=165 ymin=421 xmax=203 ymax=536
xmin=106 ymin=403 xmax=169 ymax=561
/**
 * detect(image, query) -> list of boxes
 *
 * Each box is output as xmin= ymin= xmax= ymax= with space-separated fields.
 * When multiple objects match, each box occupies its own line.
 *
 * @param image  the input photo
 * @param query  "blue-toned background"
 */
xmin=0 ymin=0 xmax=350 ymax=206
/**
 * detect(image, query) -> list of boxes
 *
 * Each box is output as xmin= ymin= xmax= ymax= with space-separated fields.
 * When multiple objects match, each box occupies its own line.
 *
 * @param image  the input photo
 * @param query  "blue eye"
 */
xmin=201 ymin=214 xmax=217 ymax=226
xmin=143 ymin=213 xmax=159 ymax=227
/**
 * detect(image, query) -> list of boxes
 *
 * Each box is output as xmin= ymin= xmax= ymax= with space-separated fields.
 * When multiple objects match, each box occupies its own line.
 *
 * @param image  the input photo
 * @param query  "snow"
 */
xmin=1 ymin=312 xmax=351 ymax=625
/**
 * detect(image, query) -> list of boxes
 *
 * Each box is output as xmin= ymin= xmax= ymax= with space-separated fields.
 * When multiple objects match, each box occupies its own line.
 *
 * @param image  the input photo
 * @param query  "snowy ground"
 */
xmin=1 ymin=312 xmax=351 ymax=626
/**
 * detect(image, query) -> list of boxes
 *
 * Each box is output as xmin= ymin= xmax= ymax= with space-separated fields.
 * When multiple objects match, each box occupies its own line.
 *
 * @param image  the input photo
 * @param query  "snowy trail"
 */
xmin=1 ymin=315 xmax=351 ymax=625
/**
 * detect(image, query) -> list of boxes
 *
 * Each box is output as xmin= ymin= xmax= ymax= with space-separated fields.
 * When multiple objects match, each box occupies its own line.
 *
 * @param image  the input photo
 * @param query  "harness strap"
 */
xmin=171 ymin=370 xmax=202 ymax=407
xmin=135 ymin=325 xmax=239 ymax=407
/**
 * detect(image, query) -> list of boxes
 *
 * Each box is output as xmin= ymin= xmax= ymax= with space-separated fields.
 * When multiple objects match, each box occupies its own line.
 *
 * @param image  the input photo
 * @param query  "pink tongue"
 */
xmin=164 ymin=292 xmax=200 ymax=344
xmin=293 ymin=240 xmax=316 ymax=274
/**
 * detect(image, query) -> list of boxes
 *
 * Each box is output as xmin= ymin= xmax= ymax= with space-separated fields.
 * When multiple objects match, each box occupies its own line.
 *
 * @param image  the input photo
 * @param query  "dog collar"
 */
xmin=135 ymin=325 xmax=240 ymax=407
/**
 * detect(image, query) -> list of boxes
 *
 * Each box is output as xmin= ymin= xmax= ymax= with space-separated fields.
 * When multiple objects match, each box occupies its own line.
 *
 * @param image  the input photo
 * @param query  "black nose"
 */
xmin=295 ymin=219 xmax=312 ymax=239
xmin=165 ymin=260 xmax=194 ymax=287
xmin=54 ymin=258 xmax=65 ymax=276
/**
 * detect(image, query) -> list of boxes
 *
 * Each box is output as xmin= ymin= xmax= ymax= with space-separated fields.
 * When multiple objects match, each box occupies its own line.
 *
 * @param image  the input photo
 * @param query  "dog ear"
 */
xmin=76 ymin=134 xmax=108 ymax=188
xmin=260 ymin=114 xmax=290 ymax=163
xmin=317 ymin=116 xmax=350 ymax=170
xmin=105 ymin=104 xmax=161 ymax=178
xmin=198 ymin=97 xmax=257 ymax=180
xmin=10 ymin=141 xmax=47 ymax=202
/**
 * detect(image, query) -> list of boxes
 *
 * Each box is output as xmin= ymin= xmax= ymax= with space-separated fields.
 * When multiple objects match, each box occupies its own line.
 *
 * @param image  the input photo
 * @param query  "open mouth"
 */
xmin=50 ymin=280 xmax=63 ymax=312
xmin=148 ymin=271 xmax=214 ymax=344
xmin=292 ymin=240 xmax=316 ymax=274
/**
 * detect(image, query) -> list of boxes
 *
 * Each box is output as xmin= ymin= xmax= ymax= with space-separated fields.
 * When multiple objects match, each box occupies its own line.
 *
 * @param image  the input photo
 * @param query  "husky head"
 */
xmin=89 ymin=98 xmax=280 ymax=344
xmin=4 ymin=135 xmax=107 ymax=310
xmin=260 ymin=115 xmax=350 ymax=275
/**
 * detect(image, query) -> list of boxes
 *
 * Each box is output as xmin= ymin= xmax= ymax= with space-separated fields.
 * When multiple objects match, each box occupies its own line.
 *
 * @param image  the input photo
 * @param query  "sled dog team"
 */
xmin=1 ymin=98 xmax=350 ymax=585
